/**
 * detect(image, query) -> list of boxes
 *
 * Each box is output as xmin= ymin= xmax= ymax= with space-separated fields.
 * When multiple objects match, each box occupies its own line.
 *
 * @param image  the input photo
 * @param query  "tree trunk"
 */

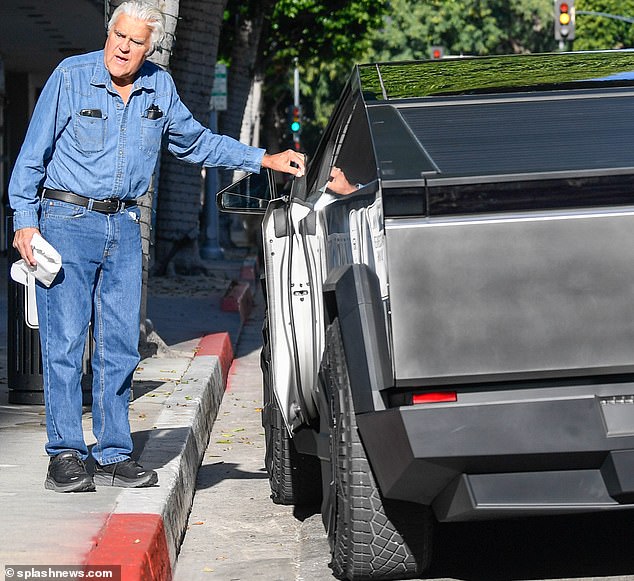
xmin=153 ymin=0 xmax=228 ymax=274
xmin=219 ymin=9 xmax=266 ymax=143
xmin=218 ymin=2 xmax=276 ymax=186
xmin=256 ymin=8 xmax=290 ymax=167
xmin=214 ymin=4 xmax=273 ymax=250
xmin=149 ymin=0 xmax=179 ymax=70
xmin=108 ymin=0 xmax=179 ymax=356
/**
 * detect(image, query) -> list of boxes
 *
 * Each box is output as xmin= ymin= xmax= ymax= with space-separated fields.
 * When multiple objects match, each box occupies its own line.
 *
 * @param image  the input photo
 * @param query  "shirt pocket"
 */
xmin=140 ymin=117 xmax=164 ymax=157
xmin=74 ymin=113 xmax=106 ymax=153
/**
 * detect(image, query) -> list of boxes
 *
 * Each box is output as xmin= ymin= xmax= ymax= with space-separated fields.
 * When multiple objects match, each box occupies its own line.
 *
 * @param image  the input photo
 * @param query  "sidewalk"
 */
xmin=0 ymin=249 xmax=258 ymax=580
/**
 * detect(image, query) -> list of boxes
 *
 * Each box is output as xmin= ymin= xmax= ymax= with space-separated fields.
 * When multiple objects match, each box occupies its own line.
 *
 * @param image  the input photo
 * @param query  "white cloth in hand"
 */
xmin=10 ymin=233 xmax=62 ymax=288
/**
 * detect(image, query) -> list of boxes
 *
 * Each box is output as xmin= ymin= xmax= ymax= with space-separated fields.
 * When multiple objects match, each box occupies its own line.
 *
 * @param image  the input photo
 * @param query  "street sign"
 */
xmin=210 ymin=63 xmax=227 ymax=111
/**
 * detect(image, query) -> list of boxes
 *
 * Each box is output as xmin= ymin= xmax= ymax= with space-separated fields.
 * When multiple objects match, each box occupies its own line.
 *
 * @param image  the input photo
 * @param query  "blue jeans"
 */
xmin=36 ymin=198 xmax=142 ymax=465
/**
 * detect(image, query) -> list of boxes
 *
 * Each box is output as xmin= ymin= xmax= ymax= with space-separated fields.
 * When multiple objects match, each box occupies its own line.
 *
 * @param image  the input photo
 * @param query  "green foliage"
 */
xmin=264 ymin=0 xmax=389 ymax=152
xmin=220 ymin=0 xmax=634 ymax=155
xmin=270 ymin=0 xmax=386 ymax=64
xmin=370 ymin=0 xmax=555 ymax=62
xmin=573 ymin=0 xmax=634 ymax=50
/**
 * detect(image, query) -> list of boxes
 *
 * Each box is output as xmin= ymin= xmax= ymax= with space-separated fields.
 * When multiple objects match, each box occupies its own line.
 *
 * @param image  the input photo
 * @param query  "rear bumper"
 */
xmin=356 ymin=392 xmax=634 ymax=522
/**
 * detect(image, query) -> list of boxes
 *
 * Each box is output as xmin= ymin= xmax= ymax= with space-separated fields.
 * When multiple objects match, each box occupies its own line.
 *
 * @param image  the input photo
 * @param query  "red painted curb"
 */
xmin=84 ymin=513 xmax=171 ymax=581
xmin=195 ymin=331 xmax=234 ymax=383
xmin=221 ymin=280 xmax=253 ymax=322
xmin=83 ymin=334 xmax=236 ymax=580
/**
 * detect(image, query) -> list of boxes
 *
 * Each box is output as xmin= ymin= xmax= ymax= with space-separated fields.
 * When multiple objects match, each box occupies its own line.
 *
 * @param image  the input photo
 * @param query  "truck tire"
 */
xmin=261 ymin=317 xmax=321 ymax=506
xmin=322 ymin=319 xmax=433 ymax=580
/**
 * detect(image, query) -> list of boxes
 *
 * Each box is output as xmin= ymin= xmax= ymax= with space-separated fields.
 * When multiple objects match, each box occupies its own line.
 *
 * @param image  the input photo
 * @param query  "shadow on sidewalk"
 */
xmin=194 ymin=462 xmax=269 ymax=490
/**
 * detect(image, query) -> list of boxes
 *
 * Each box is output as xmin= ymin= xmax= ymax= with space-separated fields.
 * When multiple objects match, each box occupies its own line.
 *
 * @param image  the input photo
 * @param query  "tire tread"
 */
xmin=323 ymin=320 xmax=433 ymax=580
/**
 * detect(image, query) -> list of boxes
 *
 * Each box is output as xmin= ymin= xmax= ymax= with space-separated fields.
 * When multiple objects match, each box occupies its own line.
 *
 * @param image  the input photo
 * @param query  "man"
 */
xmin=9 ymin=1 xmax=305 ymax=493
xmin=326 ymin=166 xmax=360 ymax=195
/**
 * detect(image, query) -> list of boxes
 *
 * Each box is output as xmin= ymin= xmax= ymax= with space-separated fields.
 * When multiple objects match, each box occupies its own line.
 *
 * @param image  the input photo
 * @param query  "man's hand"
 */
xmin=13 ymin=227 xmax=40 ymax=266
xmin=261 ymin=150 xmax=305 ymax=177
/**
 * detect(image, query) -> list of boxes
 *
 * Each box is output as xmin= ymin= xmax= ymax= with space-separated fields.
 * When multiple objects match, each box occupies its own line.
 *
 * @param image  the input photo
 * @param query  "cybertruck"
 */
xmin=218 ymin=51 xmax=634 ymax=580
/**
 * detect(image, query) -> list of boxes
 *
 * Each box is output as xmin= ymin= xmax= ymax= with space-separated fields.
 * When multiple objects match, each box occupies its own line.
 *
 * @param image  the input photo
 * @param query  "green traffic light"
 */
xmin=291 ymin=121 xmax=301 ymax=132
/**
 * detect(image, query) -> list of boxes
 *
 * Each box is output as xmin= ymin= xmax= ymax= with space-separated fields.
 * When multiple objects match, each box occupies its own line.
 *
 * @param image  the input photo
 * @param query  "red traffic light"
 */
xmin=559 ymin=2 xmax=571 ymax=25
xmin=430 ymin=45 xmax=444 ymax=60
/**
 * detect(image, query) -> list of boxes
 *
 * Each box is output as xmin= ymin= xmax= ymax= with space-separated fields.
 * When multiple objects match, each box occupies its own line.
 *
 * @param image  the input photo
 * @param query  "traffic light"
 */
xmin=290 ymin=105 xmax=302 ymax=150
xmin=554 ymin=0 xmax=575 ymax=41
xmin=430 ymin=46 xmax=444 ymax=60
xmin=291 ymin=106 xmax=301 ymax=134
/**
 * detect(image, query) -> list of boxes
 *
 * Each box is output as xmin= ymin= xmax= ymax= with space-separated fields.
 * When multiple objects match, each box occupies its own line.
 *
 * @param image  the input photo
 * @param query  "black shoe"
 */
xmin=94 ymin=458 xmax=158 ymax=488
xmin=45 ymin=451 xmax=96 ymax=493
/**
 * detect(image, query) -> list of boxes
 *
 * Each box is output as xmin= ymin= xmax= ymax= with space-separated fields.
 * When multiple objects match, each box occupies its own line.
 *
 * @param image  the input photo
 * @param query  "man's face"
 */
xmin=104 ymin=13 xmax=152 ymax=86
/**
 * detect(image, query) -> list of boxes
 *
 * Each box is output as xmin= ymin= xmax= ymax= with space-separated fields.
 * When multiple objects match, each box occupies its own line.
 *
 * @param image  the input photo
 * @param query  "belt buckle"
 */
xmin=103 ymin=198 xmax=122 ymax=213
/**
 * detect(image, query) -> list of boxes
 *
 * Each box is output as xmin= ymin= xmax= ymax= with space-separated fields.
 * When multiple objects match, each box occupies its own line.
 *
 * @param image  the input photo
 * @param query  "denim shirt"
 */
xmin=9 ymin=50 xmax=265 ymax=230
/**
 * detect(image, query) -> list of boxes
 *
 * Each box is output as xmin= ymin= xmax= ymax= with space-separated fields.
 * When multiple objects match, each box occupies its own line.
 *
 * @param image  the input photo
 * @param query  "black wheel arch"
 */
xmin=322 ymin=264 xmax=393 ymax=414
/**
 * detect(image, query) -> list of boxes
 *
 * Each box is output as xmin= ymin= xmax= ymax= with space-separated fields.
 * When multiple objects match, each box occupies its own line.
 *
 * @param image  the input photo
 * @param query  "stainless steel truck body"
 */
xmin=218 ymin=50 xmax=634 ymax=580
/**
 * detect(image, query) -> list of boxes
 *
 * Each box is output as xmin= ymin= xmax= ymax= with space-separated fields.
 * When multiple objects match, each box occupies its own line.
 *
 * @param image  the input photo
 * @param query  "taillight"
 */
xmin=412 ymin=391 xmax=457 ymax=404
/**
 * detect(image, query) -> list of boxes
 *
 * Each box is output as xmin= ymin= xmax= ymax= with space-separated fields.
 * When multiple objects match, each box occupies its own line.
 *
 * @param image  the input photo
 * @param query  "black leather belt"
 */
xmin=43 ymin=189 xmax=137 ymax=214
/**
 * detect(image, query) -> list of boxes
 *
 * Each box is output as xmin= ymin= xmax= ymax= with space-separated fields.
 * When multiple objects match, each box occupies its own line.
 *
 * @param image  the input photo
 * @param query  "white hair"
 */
xmin=108 ymin=1 xmax=165 ymax=55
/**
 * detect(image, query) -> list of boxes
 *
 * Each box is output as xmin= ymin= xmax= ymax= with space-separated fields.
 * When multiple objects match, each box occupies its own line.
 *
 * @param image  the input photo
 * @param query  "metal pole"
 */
xmin=293 ymin=60 xmax=300 ymax=150
xmin=201 ymin=108 xmax=224 ymax=260
xmin=294 ymin=62 xmax=299 ymax=108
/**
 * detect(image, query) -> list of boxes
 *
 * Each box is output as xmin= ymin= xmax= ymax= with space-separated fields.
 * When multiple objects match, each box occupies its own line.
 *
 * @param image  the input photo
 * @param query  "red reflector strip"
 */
xmin=412 ymin=391 xmax=457 ymax=404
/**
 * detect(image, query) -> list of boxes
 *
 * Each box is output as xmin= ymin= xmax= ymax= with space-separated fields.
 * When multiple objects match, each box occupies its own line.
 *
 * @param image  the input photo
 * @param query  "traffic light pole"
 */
xmin=294 ymin=62 xmax=299 ymax=110
xmin=292 ymin=61 xmax=301 ymax=150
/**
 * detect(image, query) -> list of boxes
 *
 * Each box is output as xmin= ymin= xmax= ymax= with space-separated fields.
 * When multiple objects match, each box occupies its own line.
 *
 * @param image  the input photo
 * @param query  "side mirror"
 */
xmin=216 ymin=171 xmax=273 ymax=214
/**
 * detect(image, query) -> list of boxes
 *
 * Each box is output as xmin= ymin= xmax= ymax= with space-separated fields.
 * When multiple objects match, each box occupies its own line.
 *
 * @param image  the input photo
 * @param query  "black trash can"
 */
xmin=7 ymin=217 xmax=93 ymax=405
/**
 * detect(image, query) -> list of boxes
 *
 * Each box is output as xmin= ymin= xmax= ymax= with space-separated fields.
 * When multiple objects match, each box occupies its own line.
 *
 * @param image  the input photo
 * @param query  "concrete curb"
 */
xmin=84 ymin=333 xmax=234 ymax=580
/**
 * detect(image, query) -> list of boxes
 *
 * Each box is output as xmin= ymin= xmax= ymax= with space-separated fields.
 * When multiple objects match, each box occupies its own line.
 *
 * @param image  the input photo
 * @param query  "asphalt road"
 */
xmin=174 ymin=293 xmax=634 ymax=581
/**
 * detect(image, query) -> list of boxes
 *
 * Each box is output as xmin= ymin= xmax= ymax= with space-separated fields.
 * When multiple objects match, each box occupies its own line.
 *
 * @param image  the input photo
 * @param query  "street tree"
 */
xmin=218 ymin=1 xmax=275 ymax=146
xmin=213 ymin=2 xmax=276 ymax=250
xmin=108 ymin=0 xmax=179 ymax=356
xmin=258 ymin=0 xmax=388 ymax=154
xmin=572 ymin=0 xmax=634 ymax=50
xmin=153 ymin=0 xmax=228 ymax=275
xmin=370 ymin=0 xmax=554 ymax=62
